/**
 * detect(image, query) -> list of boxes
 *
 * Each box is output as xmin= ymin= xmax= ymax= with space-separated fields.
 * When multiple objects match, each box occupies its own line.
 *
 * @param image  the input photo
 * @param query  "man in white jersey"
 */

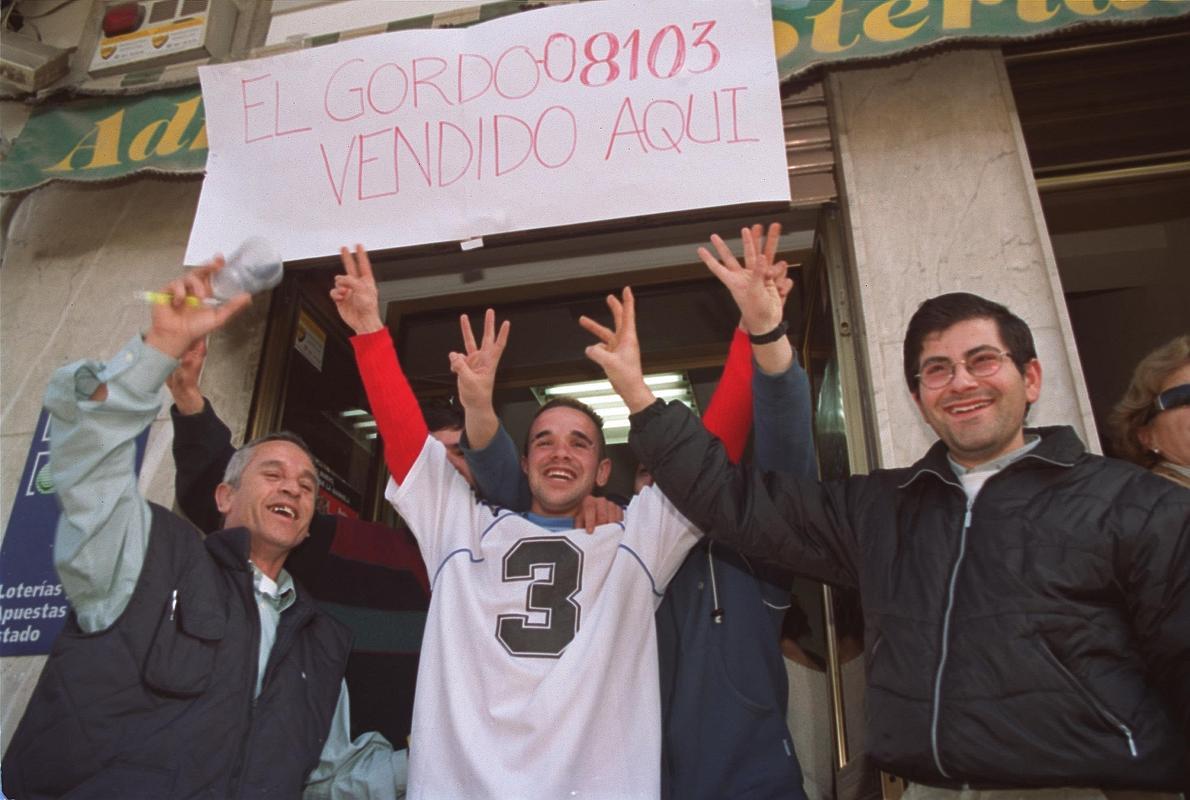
xmin=330 ymin=245 xmax=707 ymax=800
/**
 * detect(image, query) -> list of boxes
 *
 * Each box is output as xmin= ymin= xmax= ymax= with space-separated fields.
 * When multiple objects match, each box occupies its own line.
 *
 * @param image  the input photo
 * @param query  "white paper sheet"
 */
xmin=185 ymin=0 xmax=790 ymax=264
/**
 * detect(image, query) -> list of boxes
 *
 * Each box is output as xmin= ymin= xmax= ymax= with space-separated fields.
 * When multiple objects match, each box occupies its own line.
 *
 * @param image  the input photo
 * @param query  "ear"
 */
xmin=215 ymin=482 xmax=235 ymax=516
xmin=594 ymin=457 xmax=612 ymax=488
xmin=1137 ymin=424 xmax=1157 ymax=453
xmin=1023 ymin=358 xmax=1042 ymax=405
xmin=521 ymin=454 xmax=530 ymax=476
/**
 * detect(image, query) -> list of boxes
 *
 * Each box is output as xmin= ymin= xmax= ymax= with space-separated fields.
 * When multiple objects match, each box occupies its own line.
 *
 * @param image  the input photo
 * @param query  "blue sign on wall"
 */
xmin=0 ymin=409 xmax=147 ymax=656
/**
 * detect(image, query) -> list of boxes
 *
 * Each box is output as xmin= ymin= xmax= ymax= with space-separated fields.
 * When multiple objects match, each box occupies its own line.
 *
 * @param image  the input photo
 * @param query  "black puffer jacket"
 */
xmin=631 ymin=401 xmax=1190 ymax=790
xmin=3 ymin=507 xmax=352 ymax=800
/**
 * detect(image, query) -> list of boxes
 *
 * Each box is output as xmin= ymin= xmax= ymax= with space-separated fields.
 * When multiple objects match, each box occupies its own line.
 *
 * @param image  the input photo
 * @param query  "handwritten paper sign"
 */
xmin=185 ymin=0 xmax=789 ymax=264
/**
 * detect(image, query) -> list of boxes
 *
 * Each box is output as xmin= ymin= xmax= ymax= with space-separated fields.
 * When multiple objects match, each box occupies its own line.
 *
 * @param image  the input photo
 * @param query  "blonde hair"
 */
xmin=1109 ymin=334 xmax=1190 ymax=467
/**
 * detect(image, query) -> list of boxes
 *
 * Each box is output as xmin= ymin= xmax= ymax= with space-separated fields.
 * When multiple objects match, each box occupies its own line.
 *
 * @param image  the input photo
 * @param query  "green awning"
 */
xmin=4 ymin=1 xmax=1186 ymax=195
xmin=1 ymin=86 xmax=206 ymax=193
xmin=773 ymin=0 xmax=1190 ymax=81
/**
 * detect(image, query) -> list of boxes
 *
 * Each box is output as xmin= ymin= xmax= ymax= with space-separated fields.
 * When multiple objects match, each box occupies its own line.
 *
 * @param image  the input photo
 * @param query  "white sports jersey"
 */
xmin=388 ymin=437 xmax=700 ymax=800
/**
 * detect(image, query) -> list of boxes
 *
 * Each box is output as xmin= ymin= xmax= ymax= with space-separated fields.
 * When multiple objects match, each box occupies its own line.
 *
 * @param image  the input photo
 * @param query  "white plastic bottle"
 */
xmin=211 ymin=237 xmax=284 ymax=301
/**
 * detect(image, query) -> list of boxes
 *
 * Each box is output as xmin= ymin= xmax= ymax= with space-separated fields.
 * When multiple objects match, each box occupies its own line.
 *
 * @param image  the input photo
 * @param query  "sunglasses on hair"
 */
xmin=1153 ymin=383 xmax=1190 ymax=416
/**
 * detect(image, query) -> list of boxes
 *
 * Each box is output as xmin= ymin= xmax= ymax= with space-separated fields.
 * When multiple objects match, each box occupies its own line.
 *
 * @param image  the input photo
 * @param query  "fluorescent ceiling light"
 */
xmin=533 ymin=372 xmax=699 ymax=445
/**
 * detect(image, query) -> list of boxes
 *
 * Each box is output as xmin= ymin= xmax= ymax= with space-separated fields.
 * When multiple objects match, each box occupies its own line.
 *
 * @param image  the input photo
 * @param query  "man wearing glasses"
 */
xmin=585 ymin=249 xmax=1189 ymax=797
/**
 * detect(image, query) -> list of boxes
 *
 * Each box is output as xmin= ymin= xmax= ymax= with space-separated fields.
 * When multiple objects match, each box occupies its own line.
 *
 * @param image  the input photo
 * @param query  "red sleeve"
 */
xmin=700 ymin=328 xmax=752 ymax=464
xmin=350 ymin=328 xmax=429 ymax=483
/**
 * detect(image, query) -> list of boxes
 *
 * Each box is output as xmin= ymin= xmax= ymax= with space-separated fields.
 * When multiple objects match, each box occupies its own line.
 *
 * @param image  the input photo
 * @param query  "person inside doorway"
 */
xmin=454 ymin=223 xmax=818 ymax=799
xmin=331 ymin=238 xmax=804 ymax=798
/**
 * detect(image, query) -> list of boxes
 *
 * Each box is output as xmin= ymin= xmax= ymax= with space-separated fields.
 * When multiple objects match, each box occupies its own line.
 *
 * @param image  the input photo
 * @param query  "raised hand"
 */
xmin=331 ymin=244 xmax=384 ymax=335
xmin=449 ymin=309 xmax=510 ymax=414
xmin=580 ymin=287 xmax=654 ymax=413
xmin=750 ymin=222 xmax=794 ymax=302
xmin=165 ymin=336 xmax=207 ymax=415
xmin=447 ymin=309 xmax=509 ymax=450
xmin=144 ymin=257 xmax=252 ymax=359
xmin=698 ymin=223 xmax=787 ymax=336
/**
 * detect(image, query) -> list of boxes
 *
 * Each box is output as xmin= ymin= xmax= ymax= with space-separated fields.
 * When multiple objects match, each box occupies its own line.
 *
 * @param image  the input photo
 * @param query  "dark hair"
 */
xmin=524 ymin=397 xmax=607 ymax=460
xmin=903 ymin=292 xmax=1037 ymax=395
xmin=223 ymin=432 xmax=317 ymax=488
xmin=422 ymin=399 xmax=464 ymax=434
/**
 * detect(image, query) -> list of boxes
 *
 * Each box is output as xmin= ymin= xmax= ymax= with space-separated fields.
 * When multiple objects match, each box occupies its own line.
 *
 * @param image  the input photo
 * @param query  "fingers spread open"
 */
xmin=459 ymin=313 xmax=478 ymax=354
xmin=353 ymin=244 xmax=373 ymax=280
xmin=741 ymin=227 xmax=757 ymax=268
xmin=482 ymin=308 xmax=497 ymax=348
xmin=339 ymin=246 xmax=357 ymax=277
xmin=709 ymin=234 xmax=740 ymax=270
xmin=578 ymin=314 xmax=614 ymax=344
xmin=764 ymin=222 xmax=781 ymax=264
xmin=698 ymin=246 xmax=734 ymax=284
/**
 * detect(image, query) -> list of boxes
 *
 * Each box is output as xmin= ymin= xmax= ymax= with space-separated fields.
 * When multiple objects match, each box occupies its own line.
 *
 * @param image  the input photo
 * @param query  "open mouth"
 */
xmin=543 ymin=467 xmax=577 ymax=482
xmin=945 ymin=398 xmax=992 ymax=417
xmin=268 ymin=504 xmax=297 ymax=520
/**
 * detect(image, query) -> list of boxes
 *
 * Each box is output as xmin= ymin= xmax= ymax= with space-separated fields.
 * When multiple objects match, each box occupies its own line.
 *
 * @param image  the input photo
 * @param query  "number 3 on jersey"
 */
xmin=496 ymin=537 xmax=583 ymax=658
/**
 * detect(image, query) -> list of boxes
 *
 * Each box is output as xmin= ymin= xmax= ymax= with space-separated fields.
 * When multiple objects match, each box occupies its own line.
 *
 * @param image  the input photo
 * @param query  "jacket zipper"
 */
xmin=929 ymin=500 xmax=971 ymax=780
xmin=707 ymin=542 xmax=724 ymax=623
xmin=229 ymin=570 xmax=262 ymax=798
xmin=1037 ymin=642 xmax=1139 ymax=758
xmin=910 ymin=448 xmax=1078 ymax=780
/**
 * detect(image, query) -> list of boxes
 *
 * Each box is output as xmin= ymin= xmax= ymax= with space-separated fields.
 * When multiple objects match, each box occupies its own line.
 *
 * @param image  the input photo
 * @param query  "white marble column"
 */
xmin=826 ymin=48 xmax=1097 ymax=469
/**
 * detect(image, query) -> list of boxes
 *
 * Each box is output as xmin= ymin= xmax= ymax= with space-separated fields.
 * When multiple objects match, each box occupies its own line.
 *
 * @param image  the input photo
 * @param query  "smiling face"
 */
xmin=912 ymin=317 xmax=1041 ymax=468
xmin=1139 ymin=362 xmax=1190 ymax=469
xmin=521 ymin=406 xmax=611 ymax=517
xmin=215 ymin=440 xmax=318 ymax=568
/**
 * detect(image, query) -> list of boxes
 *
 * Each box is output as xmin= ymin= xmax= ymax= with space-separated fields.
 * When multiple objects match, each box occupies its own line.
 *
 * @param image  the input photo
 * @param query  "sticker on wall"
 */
xmin=0 ymin=410 xmax=148 ymax=655
xmin=295 ymin=310 xmax=326 ymax=371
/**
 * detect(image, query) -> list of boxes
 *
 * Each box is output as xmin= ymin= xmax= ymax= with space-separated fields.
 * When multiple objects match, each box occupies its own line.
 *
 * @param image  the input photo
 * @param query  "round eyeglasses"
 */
xmin=916 ymin=349 xmax=1013 ymax=390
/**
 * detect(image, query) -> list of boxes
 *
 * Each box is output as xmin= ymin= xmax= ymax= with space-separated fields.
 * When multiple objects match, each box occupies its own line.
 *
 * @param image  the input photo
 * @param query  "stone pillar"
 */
xmin=0 ymin=179 xmax=269 ymax=755
xmin=826 ymin=48 xmax=1097 ymax=469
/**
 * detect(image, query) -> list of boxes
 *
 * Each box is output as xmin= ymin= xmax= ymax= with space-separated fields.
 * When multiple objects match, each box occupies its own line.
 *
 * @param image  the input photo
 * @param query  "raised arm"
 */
xmin=332 ymin=245 xmax=427 ymax=484
xmin=698 ymin=225 xmax=792 ymax=378
xmin=583 ymin=283 xmax=851 ymax=585
xmin=167 ymin=338 xmax=235 ymax=534
xmin=700 ymin=223 xmax=794 ymax=464
xmin=449 ymin=307 xmax=529 ymax=508
xmin=450 ymin=309 xmax=509 ymax=453
xmin=50 ymin=261 xmax=250 ymax=631
xmin=701 ymin=329 xmax=753 ymax=463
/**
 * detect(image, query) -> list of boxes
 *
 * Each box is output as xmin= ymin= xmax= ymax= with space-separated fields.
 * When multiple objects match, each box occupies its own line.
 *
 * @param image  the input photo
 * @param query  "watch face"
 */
xmin=1156 ymin=383 xmax=1190 ymax=413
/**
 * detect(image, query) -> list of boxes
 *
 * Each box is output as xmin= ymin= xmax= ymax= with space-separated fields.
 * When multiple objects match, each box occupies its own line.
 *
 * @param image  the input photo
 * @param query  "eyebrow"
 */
xmin=921 ymin=344 xmax=1000 ymax=364
xmin=530 ymin=429 xmax=595 ymax=445
xmin=257 ymin=460 xmax=318 ymax=485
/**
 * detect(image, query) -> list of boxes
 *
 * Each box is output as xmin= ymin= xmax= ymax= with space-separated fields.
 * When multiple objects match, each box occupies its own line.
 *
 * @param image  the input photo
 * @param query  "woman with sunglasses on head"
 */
xmin=1110 ymin=334 xmax=1190 ymax=489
